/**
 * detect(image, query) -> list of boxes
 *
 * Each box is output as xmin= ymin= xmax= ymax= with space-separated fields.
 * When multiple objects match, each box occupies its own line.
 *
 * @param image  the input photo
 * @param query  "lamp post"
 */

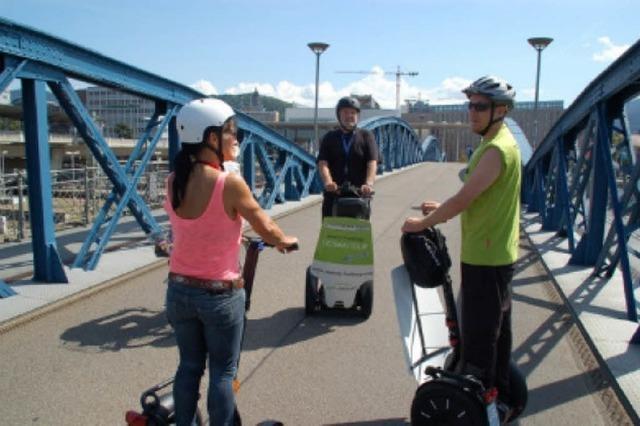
xmin=528 ymin=37 xmax=553 ymax=150
xmin=307 ymin=42 xmax=329 ymax=154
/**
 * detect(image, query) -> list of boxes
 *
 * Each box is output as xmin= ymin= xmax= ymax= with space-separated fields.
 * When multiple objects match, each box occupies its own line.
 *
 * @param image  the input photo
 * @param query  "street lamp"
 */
xmin=528 ymin=37 xmax=553 ymax=149
xmin=308 ymin=42 xmax=329 ymax=153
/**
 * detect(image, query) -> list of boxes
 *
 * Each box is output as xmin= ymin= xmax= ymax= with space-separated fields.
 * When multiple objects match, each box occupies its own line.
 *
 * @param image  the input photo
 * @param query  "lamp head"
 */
xmin=307 ymin=42 xmax=329 ymax=55
xmin=528 ymin=37 xmax=553 ymax=51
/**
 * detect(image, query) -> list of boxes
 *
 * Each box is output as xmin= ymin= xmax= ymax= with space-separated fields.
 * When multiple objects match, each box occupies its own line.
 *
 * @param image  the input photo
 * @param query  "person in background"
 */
xmin=317 ymin=96 xmax=378 ymax=218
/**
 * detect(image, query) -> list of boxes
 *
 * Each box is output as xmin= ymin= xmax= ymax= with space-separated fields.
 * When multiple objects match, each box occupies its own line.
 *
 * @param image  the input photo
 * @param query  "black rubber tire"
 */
xmin=305 ymin=267 xmax=318 ymax=315
xmin=411 ymin=379 xmax=487 ymax=426
xmin=358 ymin=281 xmax=373 ymax=319
xmin=505 ymin=361 xmax=528 ymax=421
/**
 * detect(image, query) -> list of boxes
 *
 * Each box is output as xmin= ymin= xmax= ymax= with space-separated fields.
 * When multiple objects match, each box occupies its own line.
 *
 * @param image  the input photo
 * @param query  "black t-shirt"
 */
xmin=317 ymin=128 xmax=378 ymax=187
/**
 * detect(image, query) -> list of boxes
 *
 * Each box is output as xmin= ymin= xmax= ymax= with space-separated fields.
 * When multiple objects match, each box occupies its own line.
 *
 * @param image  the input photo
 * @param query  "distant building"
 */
xmin=284 ymin=94 xmax=392 ymax=123
xmin=75 ymin=86 xmax=155 ymax=138
xmin=402 ymin=99 xmax=565 ymax=160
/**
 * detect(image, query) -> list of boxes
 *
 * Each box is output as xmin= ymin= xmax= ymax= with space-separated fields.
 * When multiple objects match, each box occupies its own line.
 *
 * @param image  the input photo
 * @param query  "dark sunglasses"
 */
xmin=467 ymin=102 xmax=492 ymax=112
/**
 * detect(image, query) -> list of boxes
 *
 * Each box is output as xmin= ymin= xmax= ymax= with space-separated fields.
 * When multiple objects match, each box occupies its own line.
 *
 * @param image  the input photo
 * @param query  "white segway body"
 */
xmin=391 ymin=266 xmax=450 ymax=383
xmin=307 ymin=216 xmax=374 ymax=317
xmin=392 ymin=229 xmax=528 ymax=425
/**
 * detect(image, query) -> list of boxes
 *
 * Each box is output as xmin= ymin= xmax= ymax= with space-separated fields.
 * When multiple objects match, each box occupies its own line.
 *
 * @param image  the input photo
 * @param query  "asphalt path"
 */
xmin=0 ymin=163 xmax=631 ymax=425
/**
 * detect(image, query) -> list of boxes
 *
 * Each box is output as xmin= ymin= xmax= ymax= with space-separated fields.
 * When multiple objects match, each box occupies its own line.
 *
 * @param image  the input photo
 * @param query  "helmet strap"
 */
xmin=201 ymin=129 xmax=225 ymax=166
xmin=478 ymin=103 xmax=504 ymax=137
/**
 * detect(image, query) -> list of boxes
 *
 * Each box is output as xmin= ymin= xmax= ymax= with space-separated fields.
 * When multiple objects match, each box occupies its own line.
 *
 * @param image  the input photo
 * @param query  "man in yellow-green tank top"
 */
xmin=402 ymin=75 xmax=521 ymax=414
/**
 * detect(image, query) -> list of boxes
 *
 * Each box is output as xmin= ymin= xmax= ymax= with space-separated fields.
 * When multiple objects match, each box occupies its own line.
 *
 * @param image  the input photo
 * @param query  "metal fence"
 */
xmin=0 ymin=161 xmax=169 ymax=243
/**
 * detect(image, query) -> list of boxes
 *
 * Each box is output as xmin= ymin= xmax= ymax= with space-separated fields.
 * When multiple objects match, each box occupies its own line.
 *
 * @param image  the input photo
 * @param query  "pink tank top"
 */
xmin=165 ymin=172 xmax=242 ymax=280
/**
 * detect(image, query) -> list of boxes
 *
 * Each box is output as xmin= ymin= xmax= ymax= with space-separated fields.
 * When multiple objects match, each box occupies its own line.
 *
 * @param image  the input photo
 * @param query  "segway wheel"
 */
xmin=504 ymin=361 xmax=528 ymax=422
xmin=411 ymin=380 xmax=487 ymax=426
xmin=358 ymin=281 xmax=373 ymax=319
xmin=305 ymin=267 xmax=318 ymax=315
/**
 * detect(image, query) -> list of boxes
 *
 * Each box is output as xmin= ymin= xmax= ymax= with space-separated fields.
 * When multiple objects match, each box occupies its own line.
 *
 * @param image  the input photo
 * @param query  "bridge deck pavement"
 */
xmin=0 ymin=163 xmax=636 ymax=425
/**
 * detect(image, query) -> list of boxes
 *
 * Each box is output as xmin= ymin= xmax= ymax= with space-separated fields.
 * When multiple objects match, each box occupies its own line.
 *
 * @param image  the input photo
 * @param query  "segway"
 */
xmin=394 ymin=228 xmax=528 ymax=425
xmin=306 ymin=182 xmax=374 ymax=318
xmin=126 ymin=237 xmax=297 ymax=425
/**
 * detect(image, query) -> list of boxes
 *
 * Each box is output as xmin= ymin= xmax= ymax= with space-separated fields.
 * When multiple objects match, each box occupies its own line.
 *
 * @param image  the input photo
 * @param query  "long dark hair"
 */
xmin=171 ymin=119 xmax=236 ymax=210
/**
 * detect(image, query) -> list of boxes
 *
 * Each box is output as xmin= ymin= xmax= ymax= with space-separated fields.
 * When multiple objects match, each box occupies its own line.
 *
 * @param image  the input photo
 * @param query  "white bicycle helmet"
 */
xmin=462 ymin=76 xmax=516 ymax=109
xmin=177 ymin=98 xmax=235 ymax=144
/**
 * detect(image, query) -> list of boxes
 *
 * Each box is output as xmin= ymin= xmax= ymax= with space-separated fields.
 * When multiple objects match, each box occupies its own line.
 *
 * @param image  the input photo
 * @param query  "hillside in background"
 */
xmin=215 ymin=92 xmax=294 ymax=120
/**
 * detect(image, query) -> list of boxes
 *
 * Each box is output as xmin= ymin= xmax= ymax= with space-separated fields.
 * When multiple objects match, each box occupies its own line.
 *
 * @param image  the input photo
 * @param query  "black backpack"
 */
xmin=400 ymin=227 xmax=452 ymax=288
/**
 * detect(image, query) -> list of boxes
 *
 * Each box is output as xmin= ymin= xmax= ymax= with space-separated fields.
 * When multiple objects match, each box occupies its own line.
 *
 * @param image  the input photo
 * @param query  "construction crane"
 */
xmin=336 ymin=66 xmax=419 ymax=115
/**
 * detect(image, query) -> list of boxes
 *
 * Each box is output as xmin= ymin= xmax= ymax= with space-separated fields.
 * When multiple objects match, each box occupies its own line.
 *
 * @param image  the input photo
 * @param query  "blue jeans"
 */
xmin=166 ymin=280 xmax=246 ymax=426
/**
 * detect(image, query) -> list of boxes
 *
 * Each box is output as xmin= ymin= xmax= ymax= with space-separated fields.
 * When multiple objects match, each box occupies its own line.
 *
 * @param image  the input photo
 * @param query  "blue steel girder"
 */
xmin=543 ymin=138 xmax=571 ymax=233
xmin=74 ymin=105 xmax=179 ymax=270
xmin=48 ymin=78 xmax=162 ymax=242
xmin=0 ymin=18 xmax=202 ymax=104
xmin=594 ymin=157 xmax=640 ymax=278
xmin=0 ymin=279 xmax=18 ymax=299
xmin=541 ymin=145 xmax=559 ymax=229
xmin=22 ymin=79 xmax=68 ymax=282
xmin=557 ymin=136 xmax=575 ymax=251
xmin=0 ymin=57 xmax=26 ymax=93
xmin=359 ymin=116 xmax=422 ymax=173
xmin=570 ymin=105 xmax=612 ymax=266
xmin=234 ymin=112 xmax=318 ymax=209
xmin=565 ymin=119 xmax=596 ymax=234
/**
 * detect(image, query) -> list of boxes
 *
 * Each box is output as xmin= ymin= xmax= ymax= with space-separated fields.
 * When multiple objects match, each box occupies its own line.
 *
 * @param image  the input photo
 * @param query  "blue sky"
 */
xmin=2 ymin=0 xmax=638 ymax=109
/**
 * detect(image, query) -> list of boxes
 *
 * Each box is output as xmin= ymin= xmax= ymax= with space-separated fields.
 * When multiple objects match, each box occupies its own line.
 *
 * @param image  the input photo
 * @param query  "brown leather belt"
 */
xmin=169 ymin=272 xmax=244 ymax=293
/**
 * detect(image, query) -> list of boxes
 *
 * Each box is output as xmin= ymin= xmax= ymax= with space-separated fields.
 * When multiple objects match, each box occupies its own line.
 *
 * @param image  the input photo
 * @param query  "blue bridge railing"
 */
xmin=523 ymin=36 xmax=640 ymax=330
xmin=360 ymin=116 xmax=427 ymax=172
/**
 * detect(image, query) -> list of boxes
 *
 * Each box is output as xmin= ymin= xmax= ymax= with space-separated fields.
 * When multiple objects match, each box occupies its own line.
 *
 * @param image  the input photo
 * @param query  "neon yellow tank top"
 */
xmin=461 ymin=124 xmax=521 ymax=265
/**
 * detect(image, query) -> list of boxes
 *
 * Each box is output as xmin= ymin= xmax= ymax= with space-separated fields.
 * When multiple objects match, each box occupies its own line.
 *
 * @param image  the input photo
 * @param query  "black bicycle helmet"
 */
xmin=335 ymin=96 xmax=361 ymax=120
xmin=462 ymin=75 xmax=516 ymax=109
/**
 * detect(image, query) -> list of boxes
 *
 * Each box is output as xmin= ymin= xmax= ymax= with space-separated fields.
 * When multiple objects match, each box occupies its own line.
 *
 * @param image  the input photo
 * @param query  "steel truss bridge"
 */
xmin=0 ymin=18 xmax=426 ymax=282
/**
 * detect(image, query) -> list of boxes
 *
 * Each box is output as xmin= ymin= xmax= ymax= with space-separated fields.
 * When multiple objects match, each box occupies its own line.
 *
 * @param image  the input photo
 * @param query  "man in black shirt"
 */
xmin=317 ymin=96 xmax=379 ymax=218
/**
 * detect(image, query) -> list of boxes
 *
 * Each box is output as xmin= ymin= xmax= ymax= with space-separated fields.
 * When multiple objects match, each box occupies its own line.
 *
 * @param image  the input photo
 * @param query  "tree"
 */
xmin=114 ymin=123 xmax=133 ymax=138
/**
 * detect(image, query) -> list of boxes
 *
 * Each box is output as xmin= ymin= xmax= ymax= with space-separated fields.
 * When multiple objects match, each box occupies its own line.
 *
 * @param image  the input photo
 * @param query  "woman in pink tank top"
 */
xmin=165 ymin=98 xmax=297 ymax=426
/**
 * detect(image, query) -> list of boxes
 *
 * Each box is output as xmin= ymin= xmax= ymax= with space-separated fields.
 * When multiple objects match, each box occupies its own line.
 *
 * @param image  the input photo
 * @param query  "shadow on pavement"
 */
xmin=59 ymin=306 xmax=362 ymax=353
xmin=324 ymin=418 xmax=409 ymax=426
xmin=59 ymin=307 xmax=174 ymax=352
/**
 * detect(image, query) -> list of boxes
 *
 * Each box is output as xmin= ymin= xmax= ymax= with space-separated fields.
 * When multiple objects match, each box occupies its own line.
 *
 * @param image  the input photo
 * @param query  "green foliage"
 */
xmin=114 ymin=122 xmax=133 ymax=138
xmin=0 ymin=117 xmax=22 ymax=131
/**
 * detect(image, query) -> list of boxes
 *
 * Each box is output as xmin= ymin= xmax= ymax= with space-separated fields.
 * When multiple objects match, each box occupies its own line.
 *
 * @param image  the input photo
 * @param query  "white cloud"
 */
xmin=190 ymin=79 xmax=218 ymax=95
xmin=190 ymin=68 xmax=473 ymax=109
xmin=592 ymin=37 xmax=630 ymax=62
